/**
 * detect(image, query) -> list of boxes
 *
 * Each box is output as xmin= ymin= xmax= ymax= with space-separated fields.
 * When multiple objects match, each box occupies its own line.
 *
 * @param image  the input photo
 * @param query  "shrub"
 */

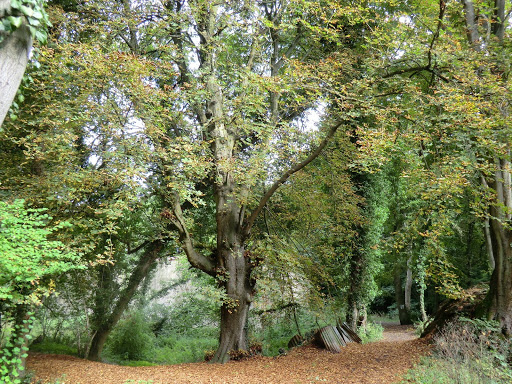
xmin=105 ymin=312 xmax=155 ymax=361
xmin=401 ymin=317 xmax=512 ymax=383
xmin=152 ymin=335 xmax=218 ymax=364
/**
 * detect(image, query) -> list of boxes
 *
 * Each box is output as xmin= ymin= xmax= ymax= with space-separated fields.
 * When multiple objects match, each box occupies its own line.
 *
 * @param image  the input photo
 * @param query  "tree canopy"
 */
xmin=0 ymin=0 xmax=511 ymax=371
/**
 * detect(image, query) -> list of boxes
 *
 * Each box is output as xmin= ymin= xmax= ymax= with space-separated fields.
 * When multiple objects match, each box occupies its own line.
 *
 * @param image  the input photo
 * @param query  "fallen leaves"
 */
xmin=27 ymin=324 xmax=430 ymax=384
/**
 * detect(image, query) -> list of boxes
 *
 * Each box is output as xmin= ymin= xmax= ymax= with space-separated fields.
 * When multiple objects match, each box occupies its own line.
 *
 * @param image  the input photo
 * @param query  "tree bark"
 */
xmin=394 ymin=265 xmax=412 ymax=325
xmin=404 ymin=256 xmax=413 ymax=312
xmin=484 ymin=159 xmax=512 ymax=336
xmin=209 ymin=164 xmax=254 ymax=363
xmin=87 ymin=240 xmax=164 ymax=361
xmin=0 ymin=1 xmax=32 ymax=127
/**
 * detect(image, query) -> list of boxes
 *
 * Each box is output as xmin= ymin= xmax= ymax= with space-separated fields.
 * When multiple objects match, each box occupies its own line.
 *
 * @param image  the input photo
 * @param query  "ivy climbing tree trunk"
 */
xmin=460 ymin=0 xmax=512 ymax=336
xmin=394 ymin=264 xmax=412 ymax=325
xmin=0 ymin=0 xmax=32 ymax=127
xmin=404 ymin=255 xmax=413 ymax=313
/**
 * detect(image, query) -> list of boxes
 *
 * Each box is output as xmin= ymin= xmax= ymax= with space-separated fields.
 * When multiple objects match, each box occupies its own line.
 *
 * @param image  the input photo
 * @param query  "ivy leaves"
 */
xmin=0 ymin=0 xmax=50 ymax=44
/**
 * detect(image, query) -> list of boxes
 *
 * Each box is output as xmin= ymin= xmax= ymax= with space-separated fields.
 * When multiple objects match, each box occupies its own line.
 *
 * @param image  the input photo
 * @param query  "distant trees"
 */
xmin=358 ymin=0 xmax=512 ymax=333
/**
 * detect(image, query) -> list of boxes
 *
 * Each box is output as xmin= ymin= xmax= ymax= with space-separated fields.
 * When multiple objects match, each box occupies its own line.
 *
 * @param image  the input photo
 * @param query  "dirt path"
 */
xmin=27 ymin=324 xmax=430 ymax=384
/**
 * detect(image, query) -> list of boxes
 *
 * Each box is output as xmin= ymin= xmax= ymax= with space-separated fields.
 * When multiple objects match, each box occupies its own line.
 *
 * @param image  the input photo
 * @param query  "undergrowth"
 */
xmin=29 ymin=340 xmax=78 ymax=356
xmin=358 ymin=322 xmax=384 ymax=343
xmin=401 ymin=317 xmax=512 ymax=384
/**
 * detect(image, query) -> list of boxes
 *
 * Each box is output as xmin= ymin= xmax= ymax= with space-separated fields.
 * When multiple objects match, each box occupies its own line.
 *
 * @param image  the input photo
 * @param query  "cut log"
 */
xmin=336 ymin=325 xmax=353 ymax=344
xmin=287 ymin=334 xmax=304 ymax=349
xmin=337 ymin=319 xmax=362 ymax=343
xmin=314 ymin=326 xmax=346 ymax=353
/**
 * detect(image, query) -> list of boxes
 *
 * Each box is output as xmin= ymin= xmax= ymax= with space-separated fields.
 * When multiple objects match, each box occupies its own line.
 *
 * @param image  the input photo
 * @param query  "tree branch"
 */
xmin=169 ymin=194 xmax=216 ymax=276
xmin=104 ymin=239 xmax=164 ymax=330
xmin=243 ymin=120 xmax=344 ymax=238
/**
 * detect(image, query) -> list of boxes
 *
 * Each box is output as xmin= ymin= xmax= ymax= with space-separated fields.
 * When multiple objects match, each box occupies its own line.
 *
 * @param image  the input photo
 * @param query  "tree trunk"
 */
xmin=345 ymin=244 xmax=364 ymax=331
xmin=404 ymin=256 xmax=413 ymax=312
xmin=419 ymin=284 xmax=427 ymax=322
xmin=213 ymin=292 xmax=251 ymax=363
xmin=209 ymin=177 xmax=254 ymax=363
xmin=0 ymin=1 xmax=32 ymax=127
xmin=87 ymin=240 xmax=163 ymax=361
xmin=346 ymin=298 xmax=359 ymax=331
xmin=87 ymin=329 xmax=109 ymax=362
xmin=394 ymin=265 xmax=412 ymax=325
xmin=483 ymin=159 xmax=512 ymax=336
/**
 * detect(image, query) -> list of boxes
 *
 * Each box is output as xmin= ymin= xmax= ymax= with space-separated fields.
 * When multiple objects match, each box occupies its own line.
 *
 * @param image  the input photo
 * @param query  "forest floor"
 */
xmin=27 ymin=323 xmax=431 ymax=384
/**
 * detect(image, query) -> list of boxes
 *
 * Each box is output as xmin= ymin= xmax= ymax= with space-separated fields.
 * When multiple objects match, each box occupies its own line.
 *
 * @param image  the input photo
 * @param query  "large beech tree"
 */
xmin=1 ymin=0 xmax=385 ymax=363
xmin=149 ymin=0 xmax=384 ymax=362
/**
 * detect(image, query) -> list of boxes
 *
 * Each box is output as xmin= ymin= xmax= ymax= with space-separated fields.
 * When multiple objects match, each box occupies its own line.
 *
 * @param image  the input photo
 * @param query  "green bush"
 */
xmin=29 ymin=340 xmax=77 ymax=356
xmin=104 ymin=312 xmax=155 ymax=361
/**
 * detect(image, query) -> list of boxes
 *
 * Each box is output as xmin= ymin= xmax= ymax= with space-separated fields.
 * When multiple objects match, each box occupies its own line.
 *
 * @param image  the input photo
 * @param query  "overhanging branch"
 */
xmin=242 ymin=120 xmax=344 ymax=238
xmin=169 ymin=194 xmax=216 ymax=276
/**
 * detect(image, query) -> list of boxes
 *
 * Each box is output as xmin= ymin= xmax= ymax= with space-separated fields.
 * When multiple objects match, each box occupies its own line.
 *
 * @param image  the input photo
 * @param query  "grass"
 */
xmin=118 ymin=360 xmax=159 ymax=367
xmin=29 ymin=340 xmax=78 ymax=356
xmin=368 ymin=313 xmax=399 ymax=324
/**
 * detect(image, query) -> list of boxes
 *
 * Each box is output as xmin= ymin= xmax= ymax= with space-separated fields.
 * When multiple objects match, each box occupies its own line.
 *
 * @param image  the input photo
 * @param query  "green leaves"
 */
xmin=0 ymin=199 xmax=84 ymax=307
xmin=1 ymin=0 xmax=50 ymax=44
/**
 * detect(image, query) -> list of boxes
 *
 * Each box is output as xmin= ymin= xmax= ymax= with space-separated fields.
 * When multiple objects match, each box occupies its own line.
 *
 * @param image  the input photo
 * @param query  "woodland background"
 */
xmin=1 ymin=0 xmax=512 ymax=383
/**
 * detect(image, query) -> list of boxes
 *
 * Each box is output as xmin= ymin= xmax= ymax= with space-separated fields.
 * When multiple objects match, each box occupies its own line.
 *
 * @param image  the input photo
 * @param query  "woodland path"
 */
xmin=27 ymin=323 xmax=430 ymax=384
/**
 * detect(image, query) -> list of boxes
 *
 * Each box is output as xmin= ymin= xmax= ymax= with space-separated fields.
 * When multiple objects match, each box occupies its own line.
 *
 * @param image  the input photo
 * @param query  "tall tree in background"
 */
xmin=458 ymin=0 xmax=512 ymax=335
xmin=358 ymin=0 xmax=512 ymax=334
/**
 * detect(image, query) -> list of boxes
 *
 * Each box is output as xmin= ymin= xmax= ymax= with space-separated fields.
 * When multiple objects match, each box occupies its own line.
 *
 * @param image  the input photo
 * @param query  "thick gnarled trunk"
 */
xmin=209 ymin=170 xmax=254 ymax=362
xmin=213 ymin=287 xmax=252 ymax=363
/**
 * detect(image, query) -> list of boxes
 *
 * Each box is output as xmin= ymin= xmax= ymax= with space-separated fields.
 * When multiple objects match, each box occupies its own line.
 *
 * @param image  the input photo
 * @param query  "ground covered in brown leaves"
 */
xmin=27 ymin=324 xmax=430 ymax=384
